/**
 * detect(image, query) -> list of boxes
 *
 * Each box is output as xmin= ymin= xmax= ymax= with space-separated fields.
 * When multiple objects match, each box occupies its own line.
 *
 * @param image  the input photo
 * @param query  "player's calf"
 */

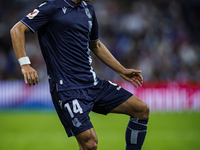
xmin=110 ymin=94 xmax=150 ymax=150
xmin=126 ymin=103 xmax=149 ymax=150
xmin=125 ymin=117 xmax=148 ymax=150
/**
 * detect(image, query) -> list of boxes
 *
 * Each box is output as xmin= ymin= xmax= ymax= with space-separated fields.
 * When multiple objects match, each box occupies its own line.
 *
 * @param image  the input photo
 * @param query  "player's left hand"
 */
xmin=119 ymin=69 xmax=143 ymax=88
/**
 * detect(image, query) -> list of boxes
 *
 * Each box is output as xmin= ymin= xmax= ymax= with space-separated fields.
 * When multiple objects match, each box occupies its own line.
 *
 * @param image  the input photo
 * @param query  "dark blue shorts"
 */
xmin=51 ymin=79 xmax=133 ymax=137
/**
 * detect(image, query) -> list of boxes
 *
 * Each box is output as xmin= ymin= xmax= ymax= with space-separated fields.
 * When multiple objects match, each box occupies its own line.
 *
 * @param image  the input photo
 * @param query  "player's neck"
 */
xmin=72 ymin=0 xmax=82 ymax=4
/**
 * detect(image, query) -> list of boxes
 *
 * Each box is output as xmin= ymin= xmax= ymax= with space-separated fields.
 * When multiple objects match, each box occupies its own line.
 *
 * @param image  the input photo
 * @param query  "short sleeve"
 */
xmin=90 ymin=7 xmax=99 ymax=41
xmin=21 ymin=1 xmax=54 ymax=33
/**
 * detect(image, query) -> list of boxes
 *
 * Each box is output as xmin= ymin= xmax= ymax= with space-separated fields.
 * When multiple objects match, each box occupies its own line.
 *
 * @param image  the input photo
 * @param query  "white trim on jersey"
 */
xmin=64 ymin=0 xmax=74 ymax=8
xmin=21 ymin=20 xmax=35 ymax=33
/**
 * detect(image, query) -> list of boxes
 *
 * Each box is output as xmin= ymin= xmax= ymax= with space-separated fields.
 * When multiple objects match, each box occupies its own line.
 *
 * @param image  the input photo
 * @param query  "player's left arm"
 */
xmin=89 ymin=40 xmax=143 ymax=88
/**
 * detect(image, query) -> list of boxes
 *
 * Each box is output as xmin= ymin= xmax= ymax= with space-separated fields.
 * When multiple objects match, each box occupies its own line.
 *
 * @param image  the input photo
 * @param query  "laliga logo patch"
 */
xmin=27 ymin=9 xmax=40 ymax=19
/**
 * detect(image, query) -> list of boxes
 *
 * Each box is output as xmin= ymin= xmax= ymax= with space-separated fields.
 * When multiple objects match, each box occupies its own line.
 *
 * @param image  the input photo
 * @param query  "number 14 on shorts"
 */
xmin=60 ymin=99 xmax=83 ymax=118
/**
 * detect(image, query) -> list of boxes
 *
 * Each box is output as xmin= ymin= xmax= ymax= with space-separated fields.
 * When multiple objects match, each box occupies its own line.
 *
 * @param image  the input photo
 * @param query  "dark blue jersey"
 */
xmin=21 ymin=0 xmax=100 ymax=92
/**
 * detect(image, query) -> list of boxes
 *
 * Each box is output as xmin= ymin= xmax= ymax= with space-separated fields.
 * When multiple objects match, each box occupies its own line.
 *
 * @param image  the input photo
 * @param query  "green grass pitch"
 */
xmin=0 ymin=111 xmax=200 ymax=150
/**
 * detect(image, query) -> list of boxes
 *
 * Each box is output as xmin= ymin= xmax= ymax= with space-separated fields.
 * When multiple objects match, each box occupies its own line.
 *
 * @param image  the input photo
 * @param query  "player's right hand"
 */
xmin=21 ymin=64 xmax=39 ymax=86
xmin=119 ymin=69 xmax=143 ymax=88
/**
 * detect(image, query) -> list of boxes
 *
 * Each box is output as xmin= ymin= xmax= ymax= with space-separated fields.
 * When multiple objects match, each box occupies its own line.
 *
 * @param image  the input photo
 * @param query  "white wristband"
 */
xmin=18 ymin=56 xmax=31 ymax=67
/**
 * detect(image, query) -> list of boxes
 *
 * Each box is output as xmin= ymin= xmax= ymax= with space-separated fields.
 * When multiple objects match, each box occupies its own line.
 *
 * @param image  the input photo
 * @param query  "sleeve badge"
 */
xmin=26 ymin=9 xmax=40 ymax=19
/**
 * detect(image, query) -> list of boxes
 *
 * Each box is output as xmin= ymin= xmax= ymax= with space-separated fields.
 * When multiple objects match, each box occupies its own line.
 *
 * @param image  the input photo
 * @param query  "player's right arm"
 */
xmin=10 ymin=21 xmax=39 ymax=86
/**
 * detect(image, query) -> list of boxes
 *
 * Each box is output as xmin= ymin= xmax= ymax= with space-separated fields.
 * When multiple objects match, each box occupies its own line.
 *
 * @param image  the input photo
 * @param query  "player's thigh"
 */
xmin=76 ymin=128 xmax=98 ymax=150
xmin=110 ymin=95 xmax=149 ymax=119
xmin=51 ymin=89 xmax=95 ymax=137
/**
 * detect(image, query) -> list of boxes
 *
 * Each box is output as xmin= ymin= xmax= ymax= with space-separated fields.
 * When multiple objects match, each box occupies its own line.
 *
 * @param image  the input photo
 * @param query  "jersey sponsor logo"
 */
xmin=62 ymin=7 xmax=67 ymax=14
xmin=27 ymin=9 xmax=39 ymax=19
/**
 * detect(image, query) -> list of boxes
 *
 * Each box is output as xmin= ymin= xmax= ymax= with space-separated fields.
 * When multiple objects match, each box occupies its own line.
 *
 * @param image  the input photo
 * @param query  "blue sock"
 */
xmin=125 ymin=117 xmax=148 ymax=150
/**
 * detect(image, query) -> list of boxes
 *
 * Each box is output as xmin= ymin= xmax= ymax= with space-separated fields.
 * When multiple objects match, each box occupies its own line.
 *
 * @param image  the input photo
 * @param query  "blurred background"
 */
xmin=0 ymin=0 xmax=200 ymax=150
xmin=0 ymin=0 xmax=199 ymax=111
xmin=1 ymin=0 xmax=200 ymax=81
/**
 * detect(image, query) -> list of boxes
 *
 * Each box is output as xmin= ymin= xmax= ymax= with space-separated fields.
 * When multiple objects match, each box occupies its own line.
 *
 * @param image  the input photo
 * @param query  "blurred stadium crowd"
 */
xmin=0 ymin=0 xmax=200 ymax=81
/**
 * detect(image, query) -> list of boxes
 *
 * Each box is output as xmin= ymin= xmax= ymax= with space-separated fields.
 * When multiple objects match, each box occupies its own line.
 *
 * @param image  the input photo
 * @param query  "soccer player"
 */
xmin=10 ymin=0 xmax=149 ymax=149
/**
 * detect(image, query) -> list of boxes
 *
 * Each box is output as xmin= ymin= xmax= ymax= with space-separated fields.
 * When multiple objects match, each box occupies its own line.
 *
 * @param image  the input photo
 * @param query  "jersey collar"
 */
xmin=55 ymin=0 xmax=86 ymax=8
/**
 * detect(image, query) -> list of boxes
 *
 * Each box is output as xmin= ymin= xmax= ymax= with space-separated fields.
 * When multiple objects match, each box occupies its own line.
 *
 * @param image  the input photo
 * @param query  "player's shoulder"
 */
xmin=36 ymin=0 xmax=55 ymax=8
xmin=36 ymin=0 xmax=60 ymax=13
xmin=33 ymin=0 xmax=56 ymax=14
xmin=40 ymin=0 xmax=55 ymax=4
xmin=39 ymin=0 xmax=59 ymax=7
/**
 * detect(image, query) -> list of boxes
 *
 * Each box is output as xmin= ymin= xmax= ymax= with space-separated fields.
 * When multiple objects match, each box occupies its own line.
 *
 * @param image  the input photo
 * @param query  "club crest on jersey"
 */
xmin=27 ymin=9 xmax=39 ymax=19
xmin=85 ymin=7 xmax=91 ymax=19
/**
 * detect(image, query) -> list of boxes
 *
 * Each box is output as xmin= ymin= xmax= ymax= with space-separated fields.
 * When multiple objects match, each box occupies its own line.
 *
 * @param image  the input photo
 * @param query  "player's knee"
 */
xmin=132 ymin=102 xmax=150 ymax=119
xmin=77 ymin=128 xmax=98 ymax=150
xmin=143 ymin=103 xmax=150 ymax=118
xmin=87 ymin=143 xmax=97 ymax=150
xmin=140 ymin=102 xmax=149 ymax=119
xmin=82 ymin=140 xmax=98 ymax=150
